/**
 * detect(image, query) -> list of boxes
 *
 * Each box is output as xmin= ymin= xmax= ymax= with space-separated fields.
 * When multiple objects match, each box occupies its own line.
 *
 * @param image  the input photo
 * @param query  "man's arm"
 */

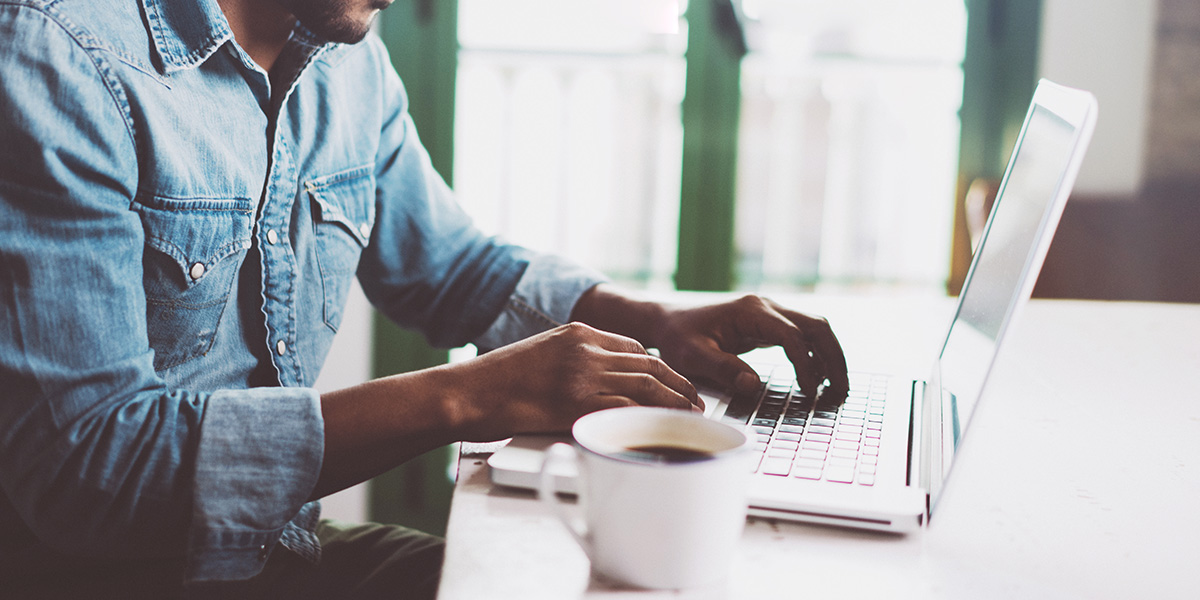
xmin=312 ymin=281 xmax=850 ymax=500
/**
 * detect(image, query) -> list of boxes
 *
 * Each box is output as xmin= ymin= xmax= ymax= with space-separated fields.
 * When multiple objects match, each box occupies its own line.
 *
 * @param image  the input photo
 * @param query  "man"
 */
xmin=0 ymin=0 xmax=847 ymax=597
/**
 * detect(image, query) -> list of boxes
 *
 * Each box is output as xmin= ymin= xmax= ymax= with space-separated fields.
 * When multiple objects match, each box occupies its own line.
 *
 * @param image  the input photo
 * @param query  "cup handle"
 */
xmin=538 ymin=442 xmax=592 ymax=559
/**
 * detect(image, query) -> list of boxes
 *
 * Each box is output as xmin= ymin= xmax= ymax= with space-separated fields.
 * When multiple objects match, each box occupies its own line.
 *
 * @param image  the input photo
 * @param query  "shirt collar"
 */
xmin=140 ymin=0 xmax=340 ymax=75
xmin=141 ymin=0 xmax=234 ymax=74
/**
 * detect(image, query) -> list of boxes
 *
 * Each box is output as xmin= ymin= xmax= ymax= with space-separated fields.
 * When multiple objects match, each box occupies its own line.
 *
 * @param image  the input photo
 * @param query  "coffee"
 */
xmin=623 ymin=444 xmax=714 ymax=463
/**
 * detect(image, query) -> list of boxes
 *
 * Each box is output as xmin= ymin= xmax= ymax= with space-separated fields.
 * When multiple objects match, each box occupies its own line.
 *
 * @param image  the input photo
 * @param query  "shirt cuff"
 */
xmin=185 ymin=387 xmax=324 ymax=581
xmin=472 ymin=252 xmax=609 ymax=352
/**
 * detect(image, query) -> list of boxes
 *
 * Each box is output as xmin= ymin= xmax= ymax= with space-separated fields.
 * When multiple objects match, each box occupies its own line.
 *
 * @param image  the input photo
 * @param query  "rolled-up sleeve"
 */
xmin=473 ymin=253 xmax=609 ymax=352
xmin=0 ymin=6 xmax=322 ymax=582
xmin=187 ymin=389 xmax=323 ymax=580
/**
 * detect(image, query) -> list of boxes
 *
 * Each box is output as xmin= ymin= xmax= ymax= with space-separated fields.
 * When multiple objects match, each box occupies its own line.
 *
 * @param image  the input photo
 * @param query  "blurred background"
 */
xmin=315 ymin=0 xmax=1200 ymax=532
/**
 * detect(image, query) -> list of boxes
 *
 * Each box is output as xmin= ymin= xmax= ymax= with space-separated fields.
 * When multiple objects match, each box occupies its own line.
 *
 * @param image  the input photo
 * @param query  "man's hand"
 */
xmin=571 ymin=285 xmax=849 ymax=399
xmin=650 ymin=295 xmax=848 ymax=398
xmin=445 ymin=322 xmax=702 ymax=442
xmin=315 ymin=320 xmax=700 ymax=498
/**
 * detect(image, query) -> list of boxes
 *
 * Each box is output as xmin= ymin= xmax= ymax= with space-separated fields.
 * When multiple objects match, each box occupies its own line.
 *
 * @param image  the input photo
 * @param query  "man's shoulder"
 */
xmin=0 ymin=0 xmax=150 ymax=145
xmin=1 ymin=0 xmax=139 ymax=28
xmin=1 ymin=0 xmax=151 ymax=66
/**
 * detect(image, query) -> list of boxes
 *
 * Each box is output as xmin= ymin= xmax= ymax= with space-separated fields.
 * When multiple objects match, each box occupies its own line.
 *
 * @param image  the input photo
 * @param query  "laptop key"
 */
xmin=834 ymin=431 xmax=861 ymax=442
xmin=832 ymin=440 xmax=859 ymax=451
xmin=828 ymin=456 xmax=857 ymax=468
xmin=793 ymin=466 xmax=822 ymax=480
xmin=790 ymin=399 xmax=815 ymax=413
xmin=761 ymin=457 xmax=791 ymax=476
xmin=722 ymin=388 xmax=762 ymax=424
xmin=793 ymin=457 xmax=824 ymax=470
xmin=769 ymin=439 xmax=799 ymax=451
xmin=825 ymin=466 xmax=855 ymax=483
xmin=805 ymin=432 xmax=833 ymax=444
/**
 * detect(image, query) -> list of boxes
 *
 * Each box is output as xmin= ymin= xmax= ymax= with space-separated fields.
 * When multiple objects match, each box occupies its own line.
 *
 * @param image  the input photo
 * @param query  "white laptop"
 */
xmin=488 ymin=79 xmax=1098 ymax=533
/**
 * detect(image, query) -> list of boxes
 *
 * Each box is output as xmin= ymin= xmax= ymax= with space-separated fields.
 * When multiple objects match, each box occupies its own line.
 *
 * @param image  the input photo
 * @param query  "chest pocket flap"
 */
xmin=306 ymin=165 xmax=376 ymax=248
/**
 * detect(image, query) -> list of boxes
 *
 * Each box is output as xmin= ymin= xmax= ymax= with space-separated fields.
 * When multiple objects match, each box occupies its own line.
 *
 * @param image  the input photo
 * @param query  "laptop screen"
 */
xmin=928 ymin=84 xmax=1096 ymax=506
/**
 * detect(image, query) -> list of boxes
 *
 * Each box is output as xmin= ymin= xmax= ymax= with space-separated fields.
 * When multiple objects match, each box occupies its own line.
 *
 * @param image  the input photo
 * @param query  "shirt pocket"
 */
xmin=306 ymin=165 xmax=376 ymax=331
xmin=132 ymin=194 xmax=254 ymax=371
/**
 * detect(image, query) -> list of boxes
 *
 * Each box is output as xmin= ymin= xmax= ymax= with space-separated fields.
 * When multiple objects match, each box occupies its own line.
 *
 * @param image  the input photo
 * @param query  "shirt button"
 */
xmin=266 ymin=229 xmax=279 ymax=245
xmin=258 ymin=544 xmax=269 ymax=561
xmin=189 ymin=262 xmax=206 ymax=280
xmin=358 ymin=223 xmax=371 ymax=239
xmin=276 ymin=340 xmax=287 ymax=356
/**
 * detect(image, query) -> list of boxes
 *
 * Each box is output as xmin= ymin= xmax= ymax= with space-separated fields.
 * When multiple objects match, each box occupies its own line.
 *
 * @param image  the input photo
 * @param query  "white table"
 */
xmin=437 ymin=295 xmax=1200 ymax=599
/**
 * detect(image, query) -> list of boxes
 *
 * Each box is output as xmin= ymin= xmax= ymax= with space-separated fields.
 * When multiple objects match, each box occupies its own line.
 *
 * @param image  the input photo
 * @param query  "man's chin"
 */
xmin=288 ymin=0 xmax=391 ymax=45
xmin=308 ymin=13 xmax=377 ymax=44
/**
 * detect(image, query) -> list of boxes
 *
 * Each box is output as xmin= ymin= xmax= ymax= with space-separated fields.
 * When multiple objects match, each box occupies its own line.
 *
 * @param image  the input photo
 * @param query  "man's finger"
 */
xmin=726 ymin=302 xmax=821 ymax=396
xmin=603 ymin=352 xmax=701 ymax=407
xmin=596 ymin=372 xmax=702 ymax=411
xmin=728 ymin=299 xmax=847 ymax=397
xmin=773 ymin=306 xmax=849 ymax=390
xmin=591 ymin=395 xmax=703 ymax=414
xmin=678 ymin=339 xmax=761 ymax=394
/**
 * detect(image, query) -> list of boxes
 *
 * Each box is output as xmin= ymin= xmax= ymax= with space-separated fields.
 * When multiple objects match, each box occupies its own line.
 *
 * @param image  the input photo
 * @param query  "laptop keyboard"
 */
xmin=723 ymin=370 xmax=889 ymax=486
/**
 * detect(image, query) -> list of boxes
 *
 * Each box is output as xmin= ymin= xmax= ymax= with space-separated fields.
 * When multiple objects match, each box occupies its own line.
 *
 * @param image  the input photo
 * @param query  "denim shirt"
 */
xmin=0 ymin=0 xmax=604 ymax=583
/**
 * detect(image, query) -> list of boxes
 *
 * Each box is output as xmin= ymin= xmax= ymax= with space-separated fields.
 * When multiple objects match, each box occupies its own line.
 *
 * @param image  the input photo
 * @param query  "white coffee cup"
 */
xmin=539 ymin=406 xmax=751 ymax=589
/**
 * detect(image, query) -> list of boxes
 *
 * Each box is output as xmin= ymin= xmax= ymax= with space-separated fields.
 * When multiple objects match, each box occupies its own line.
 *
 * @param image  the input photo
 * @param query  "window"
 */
xmin=453 ymin=0 xmax=966 ymax=292
xmin=455 ymin=0 xmax=686 ymax=288
xmin=735 ymin=0 xmax=966 ymax=292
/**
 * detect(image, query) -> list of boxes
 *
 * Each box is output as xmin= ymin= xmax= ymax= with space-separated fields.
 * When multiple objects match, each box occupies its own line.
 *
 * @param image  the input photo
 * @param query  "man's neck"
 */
xmin=217 ymin=0 xmax=296 ymax=72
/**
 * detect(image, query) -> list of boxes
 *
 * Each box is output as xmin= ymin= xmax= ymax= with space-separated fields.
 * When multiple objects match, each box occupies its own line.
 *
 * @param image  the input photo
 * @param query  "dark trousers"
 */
xmin=8 ymin=520 xmax=445 ymax=600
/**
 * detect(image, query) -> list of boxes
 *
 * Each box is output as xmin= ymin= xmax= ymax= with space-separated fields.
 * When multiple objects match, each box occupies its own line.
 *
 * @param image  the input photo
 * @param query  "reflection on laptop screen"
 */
xmin=957 ymin=106 xmax=1078 ymax=340
xmin=938 ymin=104 xmax=1080 ymax=456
